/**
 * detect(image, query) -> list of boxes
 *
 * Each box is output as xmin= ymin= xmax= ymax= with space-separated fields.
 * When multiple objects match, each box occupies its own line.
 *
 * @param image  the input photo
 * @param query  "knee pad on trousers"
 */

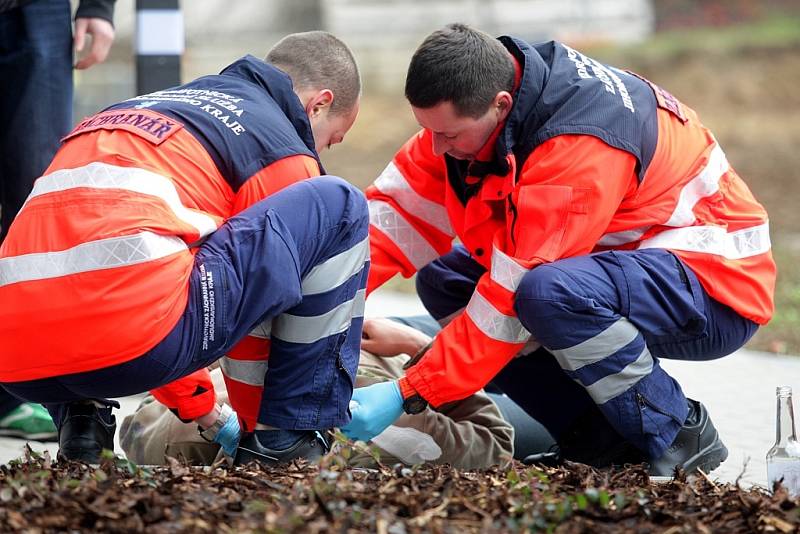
xmin=514 ymin=265 xmax=595 ymax=343
xmin=312 ymin=175 xmax=368 ymax=218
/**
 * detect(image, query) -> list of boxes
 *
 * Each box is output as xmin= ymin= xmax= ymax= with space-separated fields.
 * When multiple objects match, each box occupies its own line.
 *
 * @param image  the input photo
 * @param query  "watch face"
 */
xmin=404 ymin=395 xmax=428 ymax=414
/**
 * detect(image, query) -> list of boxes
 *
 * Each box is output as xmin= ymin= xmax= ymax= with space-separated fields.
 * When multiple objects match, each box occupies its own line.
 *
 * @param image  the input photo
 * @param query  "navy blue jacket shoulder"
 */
xmin=105 ymin=55 xmax=321 ymax=192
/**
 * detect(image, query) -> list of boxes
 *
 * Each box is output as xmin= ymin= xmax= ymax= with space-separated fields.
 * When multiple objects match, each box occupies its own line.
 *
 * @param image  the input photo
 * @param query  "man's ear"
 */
xmin=493 ymin=91 xmax=513 ymax=121
xmin=305 ymin=89 xmax=334 ymax=119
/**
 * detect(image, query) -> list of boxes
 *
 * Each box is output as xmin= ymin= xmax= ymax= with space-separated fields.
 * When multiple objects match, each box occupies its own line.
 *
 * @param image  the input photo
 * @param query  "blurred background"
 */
xmin=74 ymin=0 xmax=800 ymax=355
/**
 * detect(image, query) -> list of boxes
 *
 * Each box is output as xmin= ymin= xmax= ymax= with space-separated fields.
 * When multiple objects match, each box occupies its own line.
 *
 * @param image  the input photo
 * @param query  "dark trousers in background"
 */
xmin=0 ymin=0 xmax=74 ymax=416
xmin=0 ymin=0 xmax=73 ymax=241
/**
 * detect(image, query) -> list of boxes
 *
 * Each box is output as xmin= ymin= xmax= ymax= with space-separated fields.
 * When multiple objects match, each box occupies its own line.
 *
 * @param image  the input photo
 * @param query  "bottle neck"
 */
xmin=776 ymin=390 xmax=798 ymax=446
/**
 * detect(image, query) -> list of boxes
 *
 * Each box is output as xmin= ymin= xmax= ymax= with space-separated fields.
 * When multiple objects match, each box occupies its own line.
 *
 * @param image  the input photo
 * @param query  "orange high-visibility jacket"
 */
xmin=0 ymin=57 xmax=321 ymax=385
xmin=366 ymin=38 xmax=776 ymax=408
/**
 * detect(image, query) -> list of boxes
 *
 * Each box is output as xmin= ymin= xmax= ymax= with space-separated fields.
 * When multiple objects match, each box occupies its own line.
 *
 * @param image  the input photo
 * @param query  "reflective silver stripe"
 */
xmin=551 ymin=317 xmax=640 ymax=372
xmin=596 ymin=143 xmax=729 ymax=246
xmin=220 ymin=357 xmax=268 ymax=387
xmin=639 ymin=222 xmax=771 ymax=260
xmin=369 ymin=200 xmax=439 ymax=270
xmin=25 ymin=162 xmax=218 ymax=239
xmin=597 ymin=226 xmax=650 ymax=247
xmin=665 ymin=143 xmax=728 ymax=227
xmin=584 ymin=346 xmax=654 ymax=404
xmin=272 ymin=289 xmax=366 ymax=344
xmin=0 ymin=231 xmax=186 ymax=287
xmin=465 ymin=291 xmax=530 ymax=344
xmin=373 ymin=161 xmax=454 ymax=236
xmin=248 ymin=321 xmax=272 ymax=339
xmin=301 ymin=236 xmax=369 ymax=296
xmin=490 ymin=246 xmax=529 ymax=292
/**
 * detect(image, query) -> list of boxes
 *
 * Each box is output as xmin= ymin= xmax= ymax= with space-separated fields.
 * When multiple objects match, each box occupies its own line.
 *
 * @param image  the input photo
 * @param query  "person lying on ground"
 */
xmin=120 ymin=317 xmax=515 ymax=469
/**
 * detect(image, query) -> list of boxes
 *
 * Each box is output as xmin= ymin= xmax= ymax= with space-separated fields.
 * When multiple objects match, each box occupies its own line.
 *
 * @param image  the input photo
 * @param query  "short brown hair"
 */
xmin=405 ymin=23 xmax=514 ymax=118
xmin=266 ymin=31 xmax=361 ymax=115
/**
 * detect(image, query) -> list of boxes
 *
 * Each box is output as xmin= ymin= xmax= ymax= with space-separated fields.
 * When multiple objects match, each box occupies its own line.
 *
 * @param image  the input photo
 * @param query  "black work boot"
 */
xmin=57 ymin=401 xmax=118 ymax=464
xmin=648 ymin=399 xmax=728 ymax=476
xmin=233 ymin=430 xmax=329 ymax=467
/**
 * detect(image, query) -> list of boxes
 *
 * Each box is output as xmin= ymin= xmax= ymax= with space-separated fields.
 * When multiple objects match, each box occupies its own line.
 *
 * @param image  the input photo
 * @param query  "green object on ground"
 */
xmin=0 ymin=403 xmax=58 ymax=442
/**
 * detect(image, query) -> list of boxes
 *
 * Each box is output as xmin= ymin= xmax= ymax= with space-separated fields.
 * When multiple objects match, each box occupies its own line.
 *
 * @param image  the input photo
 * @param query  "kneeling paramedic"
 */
xmin=0 ymin=31 xmax=368 ymax=465
xmin=344 ymin=24 xmax=776 ymax=476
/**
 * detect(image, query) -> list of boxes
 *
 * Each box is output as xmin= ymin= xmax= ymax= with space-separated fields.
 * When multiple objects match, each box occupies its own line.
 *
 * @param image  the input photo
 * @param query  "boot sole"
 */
xmin=0 ymin=429 xmax=58 ymax=441
xmin=682 ymin=438 xmax=729 ymax=474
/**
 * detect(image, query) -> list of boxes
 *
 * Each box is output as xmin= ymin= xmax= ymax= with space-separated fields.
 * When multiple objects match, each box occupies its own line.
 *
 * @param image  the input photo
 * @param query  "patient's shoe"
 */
xmin=0 ymin=403 xmax=58 ymax=442
xmin=233 ymin=429 xmax=329 ymax=466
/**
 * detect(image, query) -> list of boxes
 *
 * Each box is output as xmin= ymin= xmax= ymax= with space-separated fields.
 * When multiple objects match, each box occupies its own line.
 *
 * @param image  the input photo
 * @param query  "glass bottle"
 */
xmin=766 ymin=386 xmax=800 ymax=495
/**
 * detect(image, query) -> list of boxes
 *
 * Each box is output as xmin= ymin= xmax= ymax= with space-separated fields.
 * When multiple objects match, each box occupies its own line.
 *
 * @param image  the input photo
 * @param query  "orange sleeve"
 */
xmin=232 ymin=154 xmax=321 ymax=215
xmin=366 ymin=129 xmax=454 ymax=294
xmin=406 ymin=135 xmax=638 ymax=407
xmin=150 ymin=368 xmax=216 ymax=421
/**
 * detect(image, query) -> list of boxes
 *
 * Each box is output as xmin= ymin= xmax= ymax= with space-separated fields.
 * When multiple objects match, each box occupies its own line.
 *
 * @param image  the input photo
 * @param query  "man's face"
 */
xmin=309 ymin=98 xmax=360 ymax=153
xmin=411 ymin=99 xmax=507 ymax=160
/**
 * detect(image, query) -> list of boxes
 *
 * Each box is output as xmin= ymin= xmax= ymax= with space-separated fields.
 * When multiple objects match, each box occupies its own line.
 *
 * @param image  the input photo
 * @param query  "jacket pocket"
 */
xmin=512 ymin=184 xmax=576 ymax=262
xmin=636 ymin=391 xmax=684 ymax=438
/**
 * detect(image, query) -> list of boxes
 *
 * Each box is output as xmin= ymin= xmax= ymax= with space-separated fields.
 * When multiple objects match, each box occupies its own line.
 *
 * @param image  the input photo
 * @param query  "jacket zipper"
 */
xmin=507 ymin=195 xmax=519 ymax=248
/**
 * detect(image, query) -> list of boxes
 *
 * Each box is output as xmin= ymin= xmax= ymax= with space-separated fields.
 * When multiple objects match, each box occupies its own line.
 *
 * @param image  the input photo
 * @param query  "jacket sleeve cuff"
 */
xmin=75 ymin=0 xmax=116 ymax=24
xmin=404 ymin=366 xmax=445 ymax=407
xmin=397 ymin=376 xmax=416 ymax=400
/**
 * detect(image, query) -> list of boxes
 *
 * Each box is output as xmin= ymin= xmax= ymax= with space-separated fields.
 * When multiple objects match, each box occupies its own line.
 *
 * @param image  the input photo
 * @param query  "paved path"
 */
xmin=1 ymin=289 xmax=794 ymax=489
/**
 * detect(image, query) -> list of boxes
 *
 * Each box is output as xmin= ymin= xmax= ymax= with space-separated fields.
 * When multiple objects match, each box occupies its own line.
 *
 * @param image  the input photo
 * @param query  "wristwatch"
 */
xmin=198 ymin=403 xmax=234 ymax=442
xmin=402 ymin=393 xmax=428 ymax=414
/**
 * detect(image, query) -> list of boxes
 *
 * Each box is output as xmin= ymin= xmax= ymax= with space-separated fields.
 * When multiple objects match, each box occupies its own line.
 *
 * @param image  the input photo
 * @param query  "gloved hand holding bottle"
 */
xmin=341 ymin=380 xmax=404 ymax=442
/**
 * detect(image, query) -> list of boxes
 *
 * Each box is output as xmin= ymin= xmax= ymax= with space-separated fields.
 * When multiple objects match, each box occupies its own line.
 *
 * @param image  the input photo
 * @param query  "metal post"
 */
xmin=135 ymin=0 xmax=183 ymax=95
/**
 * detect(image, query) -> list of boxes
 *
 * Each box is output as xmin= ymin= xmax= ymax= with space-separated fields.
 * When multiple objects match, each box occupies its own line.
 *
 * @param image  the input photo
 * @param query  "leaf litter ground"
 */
xmin=1 ymin=446 xmax=799 ymax=533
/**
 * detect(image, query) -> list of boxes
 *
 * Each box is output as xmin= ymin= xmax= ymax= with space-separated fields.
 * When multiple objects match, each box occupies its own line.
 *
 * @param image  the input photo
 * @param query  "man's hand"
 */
xmin=198 ymin=404 xmax=241 ymax=457
xmin=74 ymin=17 xmax=115 ymax=70
xmin=211 ymin=411 xmax=241 ymax=457
xmin=341 ymin=380 xmax=404 ymax=442
xmin=361 ymin=317 xmax=432 ymax=357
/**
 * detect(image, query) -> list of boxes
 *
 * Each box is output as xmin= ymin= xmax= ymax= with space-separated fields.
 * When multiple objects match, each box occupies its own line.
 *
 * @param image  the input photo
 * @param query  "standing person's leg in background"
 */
xmin=0 ymin=0 xmax=73 ymax=240
xmin=0 ymin=0 xmax=73 ymax=441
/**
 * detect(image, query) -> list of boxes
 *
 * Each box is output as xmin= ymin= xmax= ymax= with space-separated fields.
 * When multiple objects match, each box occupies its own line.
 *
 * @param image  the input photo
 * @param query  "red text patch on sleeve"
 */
xmin=62 ymin=109 xmax=184 ymax=145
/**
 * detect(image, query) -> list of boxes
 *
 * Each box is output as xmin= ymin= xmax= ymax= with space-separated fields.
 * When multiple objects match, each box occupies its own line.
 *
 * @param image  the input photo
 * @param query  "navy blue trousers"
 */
xmin=4 ymin=177 xmax=370 ymax=430
xmin=416 ymin=245 xmax=758 ymax=458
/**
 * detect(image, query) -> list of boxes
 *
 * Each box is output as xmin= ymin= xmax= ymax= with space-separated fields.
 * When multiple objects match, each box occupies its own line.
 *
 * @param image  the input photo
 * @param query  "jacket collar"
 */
xmin=496 ymin=37 xmax=550 ymax=166
xmin=220 ymin=55 xmax=318 ymax=155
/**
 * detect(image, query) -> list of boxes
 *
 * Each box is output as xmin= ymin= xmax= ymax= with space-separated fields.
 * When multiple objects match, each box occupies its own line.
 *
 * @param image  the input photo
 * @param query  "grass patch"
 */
xmin=587 ymin=14 xmax=800 ymax=62
xmin=750 ymin=240 xmax=800 ymax=355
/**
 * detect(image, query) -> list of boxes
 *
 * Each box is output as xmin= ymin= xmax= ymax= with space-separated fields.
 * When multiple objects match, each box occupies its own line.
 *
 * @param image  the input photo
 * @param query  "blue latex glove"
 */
xmin=342 ymin=380 xmax=404 ymax=442
xmin=212 ymin=411 xmax=241 ymax=457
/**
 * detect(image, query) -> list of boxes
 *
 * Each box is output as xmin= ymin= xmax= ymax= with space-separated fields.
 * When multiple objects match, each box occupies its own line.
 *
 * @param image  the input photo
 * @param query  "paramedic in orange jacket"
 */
xmin=343 ymin=24 xmax=776 ymax=476
xmin=0 ymin=32 xmax=368 ymax=466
